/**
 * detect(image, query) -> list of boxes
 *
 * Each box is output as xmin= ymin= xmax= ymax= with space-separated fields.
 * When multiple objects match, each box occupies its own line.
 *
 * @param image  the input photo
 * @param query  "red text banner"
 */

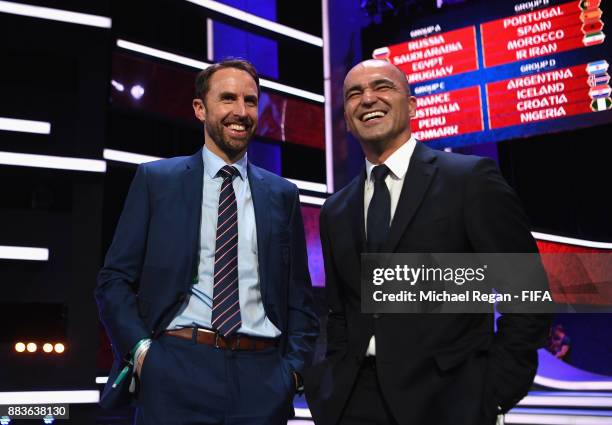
xmin=373 ymin=26 xmax=479 ymax=84
xmin=481 ymin=1 xmax=605 ymax=68
xmin=412 ymin=86 xmax=484 ymax=140
xmin=486 ymin=64 xmax=594 ymax=129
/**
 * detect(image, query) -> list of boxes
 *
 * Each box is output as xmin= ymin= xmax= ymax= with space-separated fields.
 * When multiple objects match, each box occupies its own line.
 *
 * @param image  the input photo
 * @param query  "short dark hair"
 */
xmin=194 ymin=58 xmax=260 ymax=101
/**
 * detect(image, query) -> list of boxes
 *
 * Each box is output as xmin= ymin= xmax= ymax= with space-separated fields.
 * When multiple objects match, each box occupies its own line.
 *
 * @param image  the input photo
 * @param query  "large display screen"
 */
xmin=369 ymin=0 xmax=611 ymax=148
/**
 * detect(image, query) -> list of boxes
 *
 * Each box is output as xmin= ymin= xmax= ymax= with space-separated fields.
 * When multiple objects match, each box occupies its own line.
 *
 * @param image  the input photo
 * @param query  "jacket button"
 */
xmin=373 ymin=314 xmax=380 ymax=319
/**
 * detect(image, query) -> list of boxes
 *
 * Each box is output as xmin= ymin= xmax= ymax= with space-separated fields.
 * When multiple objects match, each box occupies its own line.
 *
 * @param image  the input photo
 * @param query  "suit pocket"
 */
xmin=486 ymin=346 xmax=537 ymax=412
xmin=139 ymin=341 xmax=160 ymax=392
xmin=279 ymin=359 xmax=294 ymax=396
xmin=482 ymin=352 xmax=502 ymax=420
xmin=434 ymin=342 xmax=489 ymax=372
xmin=137 ymin=296 xmax=149 ymax=318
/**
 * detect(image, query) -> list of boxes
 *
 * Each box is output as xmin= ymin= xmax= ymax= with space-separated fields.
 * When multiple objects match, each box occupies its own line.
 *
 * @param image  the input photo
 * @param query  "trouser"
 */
xmin=134 ymin=333 xmax=294 ymax=425
xmin=337 ymin=357 xmax=399 ymax=425
xmin=337 ymin=356 xmax=503 ymax=425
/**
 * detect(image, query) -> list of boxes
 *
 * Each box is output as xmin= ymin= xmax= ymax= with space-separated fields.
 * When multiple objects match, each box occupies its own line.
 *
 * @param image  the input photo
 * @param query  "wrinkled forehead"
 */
xmin=343 ymin=60 xmax=405 ymax=93
xmin=209 ymin=68 xmax=259 ymax=93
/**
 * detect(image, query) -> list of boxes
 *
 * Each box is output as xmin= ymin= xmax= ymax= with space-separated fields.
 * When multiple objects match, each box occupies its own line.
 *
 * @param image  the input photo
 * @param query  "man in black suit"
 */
xmin=305 ymin=59 xmax=550 ymax=425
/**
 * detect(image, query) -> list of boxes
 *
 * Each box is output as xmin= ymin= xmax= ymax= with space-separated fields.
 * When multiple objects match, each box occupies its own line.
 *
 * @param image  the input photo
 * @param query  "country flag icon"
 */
xmin=582 ymin=20 xmax=604 ymax=34
xmin=586 ymin=60 xmax=610 ymax=74
xmin=579 ymin=0 xmax=601 ymax=11
xmin=590 ymin=97 xmax=612 ymax=112
xmin=372 ymin=46 xmax=390 ymax=60
xmin=583 ymin=31 xmax=606 ymax=46
xmin=588 ymin=73 xmax=611 ymax=86
xmin=581 ymin=8 xmax=603 ymax=22
xmin=589 ymin=85 xmax=612 ymax=99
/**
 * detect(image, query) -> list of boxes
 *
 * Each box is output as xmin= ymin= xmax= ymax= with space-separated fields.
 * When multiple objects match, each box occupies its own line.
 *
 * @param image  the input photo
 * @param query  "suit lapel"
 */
xmin=383 ymin=142 xmax=438 ymax=252
xmin=183 ymin=149 xmax=204 ymax=286
xmin=247 ymin=163 xmax=271 ymax=296
xmin=344 ymin=169 xmax=367 ymax=253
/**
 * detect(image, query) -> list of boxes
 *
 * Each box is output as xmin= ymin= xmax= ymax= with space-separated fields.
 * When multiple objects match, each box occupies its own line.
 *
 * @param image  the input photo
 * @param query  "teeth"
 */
xmin=228 ymin=124 xmax=246 ymax=131
xmin=362 ymin=111 xmax=385 ymax=121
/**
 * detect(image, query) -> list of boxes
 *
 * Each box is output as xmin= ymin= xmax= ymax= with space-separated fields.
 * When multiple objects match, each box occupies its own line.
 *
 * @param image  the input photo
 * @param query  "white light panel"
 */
xmin=505 ymin=412 xmax=612 ymax=424
xmin=287 ymin=178 xmax=327 ymax=193
xmin=116 ymin=39 xmax=324 ymax=103
xmin=532 ymin=232 xmax=612 ymax=250
xmin=0 ymin=245 xmax=49 ymax=261
xmin=0 ymin=1 xmax=111 ymax=28
xmin=0 ymin=390 xmax=99 ymax=404
xmin=534 ymin=375 xmax=612 ymax=391
xmin=103 ymin=149 xmax=161 ymax=165
xmin=299 ymin=195 xmax=325 ymax=206
xmin=0 ymin=117 xmax=51 ymax=134
xmin=0 ymin=151 xmax=106 ymax=172
xmin=184 ymin=0 xmax=322 ymax=47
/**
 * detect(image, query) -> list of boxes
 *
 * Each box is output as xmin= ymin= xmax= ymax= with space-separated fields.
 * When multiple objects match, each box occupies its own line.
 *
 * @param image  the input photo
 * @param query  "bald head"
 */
xmin=344 ymin=59 xmax=411 ymax=98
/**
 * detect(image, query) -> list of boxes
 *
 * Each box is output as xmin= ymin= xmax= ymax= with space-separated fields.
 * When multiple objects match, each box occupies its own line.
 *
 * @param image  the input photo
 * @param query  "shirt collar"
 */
xmin=202 ymin=144 xmax=248 ymax=181
xmin=365 ymin=136 xmax=417 ymax=182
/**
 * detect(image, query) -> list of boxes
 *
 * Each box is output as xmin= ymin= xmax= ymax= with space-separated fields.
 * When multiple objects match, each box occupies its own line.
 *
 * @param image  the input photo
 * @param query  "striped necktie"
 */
xmin=211 ymin=165 xmax=241 ymax=337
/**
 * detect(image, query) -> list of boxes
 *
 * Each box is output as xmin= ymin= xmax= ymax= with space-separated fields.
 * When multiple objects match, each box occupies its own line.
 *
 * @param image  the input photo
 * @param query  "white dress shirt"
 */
xmin=167 ymin=145 xmax=281 ymax=337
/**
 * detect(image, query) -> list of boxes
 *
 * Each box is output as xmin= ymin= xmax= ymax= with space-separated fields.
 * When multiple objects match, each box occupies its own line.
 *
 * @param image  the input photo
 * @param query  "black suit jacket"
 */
xmin=305 ymin=142 xmax=549 ymax=425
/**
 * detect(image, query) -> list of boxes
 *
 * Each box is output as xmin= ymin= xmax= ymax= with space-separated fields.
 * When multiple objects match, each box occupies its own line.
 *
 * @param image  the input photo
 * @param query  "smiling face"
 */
xmin=343 ymin=60 xmax=416 ymax=162
xmin=193 ymin=67 xmax=258 ymax=163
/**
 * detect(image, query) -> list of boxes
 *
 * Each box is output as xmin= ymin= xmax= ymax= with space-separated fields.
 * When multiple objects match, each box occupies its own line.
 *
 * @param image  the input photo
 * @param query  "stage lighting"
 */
xmin=54 ymin=343 xmax=65 ymax=354
xmin=14 ymin=342 xmax=25 ymax=353
xmin=111 ymin=80 xmax=125 ymax=92
xmin=361 ymin=0 xmax=378 ymax=16
xmin=130 ymin=85 xmax=145 ymax=100
xmin=43 ymin=343 xmax=53 ymax=353
xmin=26 ymin=342 xmax=37 ymax=353
xmin=0 ymin=416 xmax=10 ymax=424
xmin=360 ymin=0 xmax=398 ymax=17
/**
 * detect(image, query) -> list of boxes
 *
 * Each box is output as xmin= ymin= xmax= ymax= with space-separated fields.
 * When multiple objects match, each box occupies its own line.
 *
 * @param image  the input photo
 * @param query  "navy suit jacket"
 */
xmin=95 ymin=149 xmax=319 ymax=408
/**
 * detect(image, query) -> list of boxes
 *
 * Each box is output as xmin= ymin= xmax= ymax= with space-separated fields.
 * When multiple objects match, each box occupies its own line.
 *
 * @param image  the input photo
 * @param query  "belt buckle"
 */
xmin=214 ymin=331 xmax=221 ymax=349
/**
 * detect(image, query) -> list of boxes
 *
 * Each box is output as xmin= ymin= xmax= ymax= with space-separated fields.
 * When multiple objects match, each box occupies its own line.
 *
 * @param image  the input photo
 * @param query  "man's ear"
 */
xmin=408 ymin=95 xmax=417 ymax=119
xmin=344 ymin=111 xmax=352 ymax=134
xmin=192 ymin=98 xmax=206 ymax=122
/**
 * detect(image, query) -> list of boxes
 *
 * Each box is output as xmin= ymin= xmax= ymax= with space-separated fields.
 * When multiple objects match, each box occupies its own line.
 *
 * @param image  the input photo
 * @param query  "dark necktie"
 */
xmin=367 ymin=164 xmax=391 ymax=252
xmin=211 ymin=165 xmax=241 ymax=336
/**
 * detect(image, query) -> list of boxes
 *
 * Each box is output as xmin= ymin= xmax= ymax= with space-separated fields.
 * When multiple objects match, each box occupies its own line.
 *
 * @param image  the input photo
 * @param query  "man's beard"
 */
xmin=205 ymin=117 xmax=255 ymax=159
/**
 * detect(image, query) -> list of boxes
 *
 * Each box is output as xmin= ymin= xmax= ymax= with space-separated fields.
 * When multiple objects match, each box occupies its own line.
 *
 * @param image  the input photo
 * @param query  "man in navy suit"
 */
xmin=96 ymin=59 xmax=319 ymax=425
